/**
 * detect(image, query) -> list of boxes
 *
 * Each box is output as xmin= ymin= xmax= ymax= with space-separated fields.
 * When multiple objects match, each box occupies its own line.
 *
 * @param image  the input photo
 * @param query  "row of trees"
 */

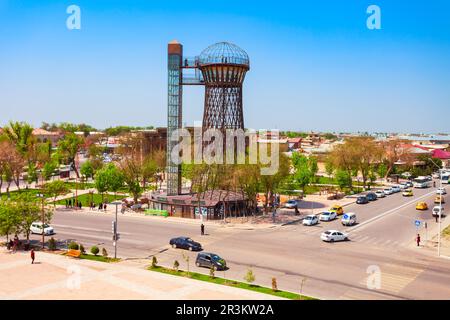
xmin=0 ymin=194 xmax=53 ymax=242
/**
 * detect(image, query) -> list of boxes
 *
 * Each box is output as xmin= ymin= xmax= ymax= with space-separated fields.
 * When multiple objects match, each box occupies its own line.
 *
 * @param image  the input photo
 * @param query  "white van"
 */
xmin=341 ymin=213 xmax=357 ymax=226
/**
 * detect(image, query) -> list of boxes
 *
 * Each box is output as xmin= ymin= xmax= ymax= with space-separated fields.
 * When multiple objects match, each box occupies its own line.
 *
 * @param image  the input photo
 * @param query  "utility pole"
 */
xmin=430 ymin=158 xmax=443 ymax=257
xmin=37 ymin=193 xmax=45 ymax=249
xmin=112 ymin=201 xmax=121 ymax=259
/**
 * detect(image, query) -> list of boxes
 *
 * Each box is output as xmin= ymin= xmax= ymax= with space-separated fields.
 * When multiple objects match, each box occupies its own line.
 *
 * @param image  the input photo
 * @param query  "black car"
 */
xmin=356 ymin=196 xmax=369 ymax=204
xmin=366 ymin=192 xmax=378 ymax=201
xmin=169 ymin=237 xmax=202 ymax=251
xmin=195 ymin=252 xmax=227 ymax=270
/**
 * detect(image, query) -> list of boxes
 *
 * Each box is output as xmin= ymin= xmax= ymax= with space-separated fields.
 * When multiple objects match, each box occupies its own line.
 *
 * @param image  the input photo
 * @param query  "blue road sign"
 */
xmin=415 ymin=220 xmax=421 ymax=227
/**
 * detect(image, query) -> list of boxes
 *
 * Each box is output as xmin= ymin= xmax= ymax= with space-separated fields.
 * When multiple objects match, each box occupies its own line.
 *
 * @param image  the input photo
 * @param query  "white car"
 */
xmin=399 ymin=183 xmax=409 ymax=190
xmin=321 ymin=230 xmax=348 ymax=242
xmin=383 ymin=188 xmax=394 ymax=195
xmin=375 ymin=190 xmax=385 ymax=198
xmin=391 ymin=186 xmax=401 ymax=193
xmin=30 ymin=222 xmax=55 ymax=235
xmin=437 ymin=188 xmax=447 ymax=195
xmin=433 ymin=205 xmax=444 ymax=217
xmin=302 ymin=215 xmax=319 ymax=226
xmin=319 ymin=211 xmax=337 ymax=222
xmin=341 ymin=213 xmax=357 ymax=226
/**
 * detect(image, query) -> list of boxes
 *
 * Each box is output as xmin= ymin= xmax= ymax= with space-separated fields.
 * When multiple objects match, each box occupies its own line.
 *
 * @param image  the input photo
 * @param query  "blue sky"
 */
xmin=0 ymin=0 xmax=449 ymax=132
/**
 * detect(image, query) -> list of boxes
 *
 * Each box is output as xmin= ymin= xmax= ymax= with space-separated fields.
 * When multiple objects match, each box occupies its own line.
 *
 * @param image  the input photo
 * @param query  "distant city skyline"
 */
xmin=0 ymin=0 xmax=449 ymax=132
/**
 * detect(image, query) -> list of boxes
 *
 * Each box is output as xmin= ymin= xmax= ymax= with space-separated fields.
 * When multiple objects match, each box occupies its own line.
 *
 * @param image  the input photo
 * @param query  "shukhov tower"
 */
xmin=197 ymin=42 xmax=250 ymax=133
xmin=166 ymin=41 xmax=250 ymax=196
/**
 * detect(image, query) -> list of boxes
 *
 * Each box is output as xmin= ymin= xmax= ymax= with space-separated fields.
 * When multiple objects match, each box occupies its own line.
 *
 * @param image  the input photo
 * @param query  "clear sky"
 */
xmin=0 ymin=0 xmax=449 ymax=133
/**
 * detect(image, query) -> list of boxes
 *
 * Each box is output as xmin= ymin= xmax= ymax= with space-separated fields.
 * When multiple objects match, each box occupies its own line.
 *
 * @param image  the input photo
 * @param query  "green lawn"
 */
xmin=0 ymin=188 xmax=49 ymax=201
xmin=79 ymin=254 xmax=120 ymax=263
xmin=54 ymin=193 xmax=126 ymax=207
xmin=148 ymin=266 xmax=316 ymax=300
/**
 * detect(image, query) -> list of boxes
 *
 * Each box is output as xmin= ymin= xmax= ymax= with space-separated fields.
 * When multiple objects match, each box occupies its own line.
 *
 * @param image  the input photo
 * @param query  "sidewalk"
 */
xmin=0 ymin=248 xmax=282 ymax=300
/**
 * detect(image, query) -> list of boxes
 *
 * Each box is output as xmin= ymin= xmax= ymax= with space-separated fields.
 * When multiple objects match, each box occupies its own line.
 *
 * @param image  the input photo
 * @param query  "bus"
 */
xmin=413 ymin=176 xmax=432 ymax=188
xmin=441 ymin=173 xmax=450 ymax=184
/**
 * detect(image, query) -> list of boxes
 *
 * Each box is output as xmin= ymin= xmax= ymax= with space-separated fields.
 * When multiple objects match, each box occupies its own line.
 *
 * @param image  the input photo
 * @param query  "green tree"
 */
xmin=58 ymin=133 xmax=84 ymax=178
xmin=0 ymin=200 xmax=20 ymax=241
xmin=26 ymin=163 xmax=38 ymax=186
xmin=292 ymin=153 xmax=312 ymax=193
xmin=335 ymin=169 xmax=352 ymax=191
xmin=80 ymin=160 xmax=95 ymax=186
xmin=42 ymin=161 xmax=57 ymax=182
xmin=3 ymin=121 xmax=34 ymax=157
xmin=16 ymin=194 xmax=53 ymax=241
xmin=94 ymin=163 xmax=124 ymax=202
xmin=44 ymin=180 xmax=69 ymax=208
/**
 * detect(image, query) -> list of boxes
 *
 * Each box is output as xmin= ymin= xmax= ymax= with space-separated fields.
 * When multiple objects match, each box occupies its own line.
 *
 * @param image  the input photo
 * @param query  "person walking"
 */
xmin=201 ymin=223 xmax=205 ymax=236
xmin=103 ymin=203 xmax=107 ymax=211
xmin=68 ymin=199 xmax=72 ymax=208
xmin=416 ymin=234 xmax=421 ymax=247
xmin=30 ymin=249 xmax=35 ymax=264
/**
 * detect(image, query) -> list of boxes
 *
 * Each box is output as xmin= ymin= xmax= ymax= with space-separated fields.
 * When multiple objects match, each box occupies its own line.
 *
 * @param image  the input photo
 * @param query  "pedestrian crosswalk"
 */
xmin=290 ymin=225 xmax=411 ymax=249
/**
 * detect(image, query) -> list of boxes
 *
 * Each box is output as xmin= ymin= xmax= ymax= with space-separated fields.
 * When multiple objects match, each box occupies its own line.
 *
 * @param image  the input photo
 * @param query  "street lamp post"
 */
xmin=111 ymin=201 xmax=121 ymax=259
xmin=429 ymin=159 xmax=443 ymax=257
xmin=37 ymin=193 xmax=45 ymax=249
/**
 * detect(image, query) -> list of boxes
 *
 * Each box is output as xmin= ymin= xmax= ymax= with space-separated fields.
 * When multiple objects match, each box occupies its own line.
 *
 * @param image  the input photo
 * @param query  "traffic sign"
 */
xmin=415 ymin=220 xmax=421 ymax=227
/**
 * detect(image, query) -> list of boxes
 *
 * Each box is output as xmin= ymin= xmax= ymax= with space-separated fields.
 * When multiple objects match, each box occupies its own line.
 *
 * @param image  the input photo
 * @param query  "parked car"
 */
xmin=341 ymin=213 xmax=357 ymax=226
xmin=320 ymin=230 xmax=348 ymax=242
xmin=169 ymin=237 xmax=202 ymax=251
xmin=195 ymin=252 xmax=227 ymax=270
xmin=30 ymin=222 xmax=55 ymax=235
xmin=437 ymin=188 xmax=447 ymax=195
xmin=356 ymin=196 xmax=369 ymax=204
xmin=366 ymin=193 xmax=378 ymax=201
xmin=329 ymin=205 xmax=344 ymax=216
xmin=283 ymin=199 xmax=301 ymax=209
xmin=303 ymin=215 xmax=319 ymax=226
xmin=402 ymin=189 xmax=413 ymax=197
xmin=375 ymin=190 xmax=385 ymax=198
xmin=435 ymin=195 xmax=446 ymax=204
xmin=433 ymin=205 xmax=444 ymax=217
xmin=319 ymin=211 xmax=337 ymax=221
xmin=416 ymin=202 xmax=428 ymax=211
xmin=383 ymin=188 xmax=394 ymax=195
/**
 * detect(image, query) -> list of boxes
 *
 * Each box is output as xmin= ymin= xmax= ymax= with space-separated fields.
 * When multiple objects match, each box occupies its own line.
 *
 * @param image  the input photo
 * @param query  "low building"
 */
xmin=32 ymin=128 xmax=64 ymax=146
xmin=147 ymin=190 xmax=250 ymax=220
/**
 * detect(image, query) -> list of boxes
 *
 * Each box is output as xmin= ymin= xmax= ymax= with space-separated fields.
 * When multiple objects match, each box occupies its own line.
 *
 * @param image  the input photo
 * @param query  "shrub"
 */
xmin=244 ymin=268 xmax=255 ymax=284
xmin=90 ymin=246 xmax=99 ymax=256
xmin=48 ymin=237 xmax=57 ymax=251
xmin=151 ymin=256 xmax=158 ymax=268
xmin=102 ymin=247 xmax=108 ymax=257
xmin=272 ymin=278 xmax=278 ymax=292
xmin=68 ymin=242 xmax=79 ymax=250
xmin=79 ymin=244 xmax=86 ymax=254
xmin=173 ymin=260 xmax=180 ymax=272
xmin=209 ymin=266 xmax=215 ymax=279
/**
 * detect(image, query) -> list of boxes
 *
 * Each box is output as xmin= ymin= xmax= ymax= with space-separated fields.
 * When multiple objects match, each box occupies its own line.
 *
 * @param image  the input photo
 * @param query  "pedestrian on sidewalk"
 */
xmin=30 ymin=249 xmax=35 ymax=264
xmin=436 ymin=214 xmax=439 ymax=223
xmin=68 ymin=199 xmax=72 ymax=208
xmin=416 ymin=234 xmax=421 ymax=247
xmin=201 ymin=223 xmax=205 ymax=235
xmin=103 ymin=203 xmax=107 ymax=211
xmin=98 ymin=203 xmax=102 ymax=211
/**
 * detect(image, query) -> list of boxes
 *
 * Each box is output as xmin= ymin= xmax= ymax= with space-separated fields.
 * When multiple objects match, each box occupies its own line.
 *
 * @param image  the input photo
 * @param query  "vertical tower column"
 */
xmin=167 ymin=41 xmax=183 ymax=196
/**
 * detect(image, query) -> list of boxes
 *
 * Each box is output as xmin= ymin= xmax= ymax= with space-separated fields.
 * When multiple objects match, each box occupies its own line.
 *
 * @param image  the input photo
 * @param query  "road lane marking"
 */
xmin=52 ymin=224 xmax=131 ymax=235
xmin=347 ymin=189 xmax=437 ymax=234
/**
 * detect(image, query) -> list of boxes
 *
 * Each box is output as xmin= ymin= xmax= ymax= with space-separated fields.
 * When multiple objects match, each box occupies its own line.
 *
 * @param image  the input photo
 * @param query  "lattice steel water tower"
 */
xmin=166 ymin=41 xmax=250 ymax=196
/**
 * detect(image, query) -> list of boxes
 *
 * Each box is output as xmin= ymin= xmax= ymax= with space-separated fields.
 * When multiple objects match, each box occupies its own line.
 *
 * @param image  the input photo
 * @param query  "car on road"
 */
xmin=375 ymin=190 xmax=385 ymax=198
xmin=356 ymin=196 xmax=369 ymax=204
xmin=366 ymin=192 xmax=378 ymax=201
xmin=383 ymin=187 xmax=394 ymax=195
xmin=303 ymin=215 xmax=319 ymax=226
xmin=195 ymin=252 xmax=227 ymax=270
xmin=437 ymin=188 xmax=447 ymax=195
xmin=416 ymin=202 xmax=428 ymax=211
xmin=391 ymin=186 xmax=401 ymax=193
xmin=435 ymin=195 xmax=446 ymax=204
xmin=399 ymin=183 xmax=409 ymax=190
xmin=169 ymin=237 xmax=202 ymax=251
xmin=341 ymin=213 xmax=357 ymax=226
xmin=402 ymin=189 xmax=413 ymax=197
xmin=329 ymin=205 xmax=344 ymax=216
xmin=282 ymin=199 xmax=301 ymax=209
xmin=405 ymin=181 xmax=414 ymax=188
xmin=320 ymin=230 xmax=348 ymax=242
xmin=30 ymin=222 xmax=55 ymax=235
xmin=319 ymin=211 xmax=337 ymax=221
xmin=433 ymin=205 xmax=444 ymax=217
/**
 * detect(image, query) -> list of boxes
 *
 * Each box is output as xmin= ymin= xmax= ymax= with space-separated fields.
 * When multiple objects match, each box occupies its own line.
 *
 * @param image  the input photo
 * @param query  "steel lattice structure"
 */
xmin=166 ymin=41 xmax=250 ymax=195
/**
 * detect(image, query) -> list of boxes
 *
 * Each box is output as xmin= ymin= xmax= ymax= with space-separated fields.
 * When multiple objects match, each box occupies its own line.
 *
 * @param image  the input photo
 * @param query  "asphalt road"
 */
xmin=29 ymin=184 xmax=450 ymax=300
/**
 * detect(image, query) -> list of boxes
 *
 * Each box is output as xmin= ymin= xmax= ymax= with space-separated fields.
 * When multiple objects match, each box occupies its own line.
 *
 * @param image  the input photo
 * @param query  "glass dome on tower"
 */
xmin=198 ymin=42 xmax=250 ymax=66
